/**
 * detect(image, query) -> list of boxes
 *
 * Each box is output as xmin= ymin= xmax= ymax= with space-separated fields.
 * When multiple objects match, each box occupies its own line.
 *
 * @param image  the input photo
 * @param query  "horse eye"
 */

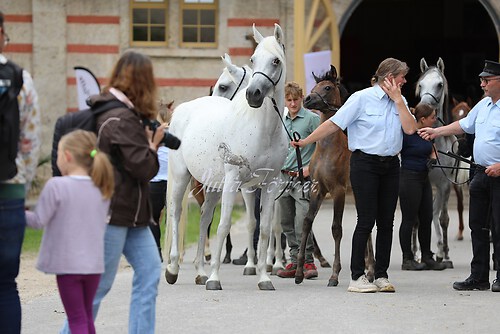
xmin=220 ymin=85 xmax=227 ymax=91
xmin=272 ymin=58 xmax=280 ymax=65
xmin=250 ymin=58 xmax=254 ymax=64
xmin=325 ymin=86 xmax=331 ymax=91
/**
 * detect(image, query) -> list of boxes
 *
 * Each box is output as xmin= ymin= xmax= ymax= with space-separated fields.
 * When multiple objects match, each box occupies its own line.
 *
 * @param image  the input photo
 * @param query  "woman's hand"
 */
xmin=381 ymin=77 xmax=403 ymax=103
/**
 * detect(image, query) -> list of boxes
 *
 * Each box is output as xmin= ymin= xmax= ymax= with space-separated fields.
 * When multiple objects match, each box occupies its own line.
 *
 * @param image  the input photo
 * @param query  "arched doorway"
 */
xmin=340 ymin=0 xmax=499 ymax=107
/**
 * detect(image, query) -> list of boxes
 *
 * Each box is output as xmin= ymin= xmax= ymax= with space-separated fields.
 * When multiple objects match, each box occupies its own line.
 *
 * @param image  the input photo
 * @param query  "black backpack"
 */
xmin=0 ymin=60 xmax=24 ymax=181
xmin=51 ymin=99 xmax=128 ymax=176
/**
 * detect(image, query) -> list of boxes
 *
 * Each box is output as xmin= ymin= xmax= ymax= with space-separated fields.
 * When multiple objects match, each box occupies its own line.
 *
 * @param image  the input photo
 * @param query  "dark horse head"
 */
xmin=303 ymin=65 xmax=348 ymax=116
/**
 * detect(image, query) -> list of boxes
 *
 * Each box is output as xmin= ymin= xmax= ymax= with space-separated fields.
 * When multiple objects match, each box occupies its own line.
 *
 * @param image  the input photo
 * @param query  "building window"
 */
xmin=180 ymin=0 xmax=217 ymax=48
xmin=130 ymin=0 xmax=168 ymax=46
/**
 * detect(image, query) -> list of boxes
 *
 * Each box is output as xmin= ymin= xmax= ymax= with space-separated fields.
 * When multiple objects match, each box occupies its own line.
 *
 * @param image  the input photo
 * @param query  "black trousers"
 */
xmin=398 ymin=168 xmax=433 ymax=260
xmin=349 ymin=151 xmax=400 ymax=280
xmin=149 ymin=180 xmax=167 ymax=251
xmin=469 ymin=170 xmax=500 ymax=281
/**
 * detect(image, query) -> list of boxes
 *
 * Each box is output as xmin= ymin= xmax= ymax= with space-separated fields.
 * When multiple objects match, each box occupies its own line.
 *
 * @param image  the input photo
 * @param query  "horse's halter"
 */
xmin=252 ymin=68 xmax=282 ymax=87
xmin=310 ymin=84 xmax=341 ymax=113
xmin=229 ymin=67 xmax=247 ymax=101
xmin=420 ymin=92 xmax=440 ymax=104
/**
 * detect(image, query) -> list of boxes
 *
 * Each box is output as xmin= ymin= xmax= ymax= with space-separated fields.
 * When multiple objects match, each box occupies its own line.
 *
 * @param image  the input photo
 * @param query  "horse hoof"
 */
xmin=222 ymin=255 xmax=231 ymax=264
xmin=165 ymin=270 xmax=178 ymax=285
xmin=320 ymin=260 xmax=331 ymax=268
xmin=266 ymin=264 xmax=273 ymax=273
xmin=205 ymin=254 xmax=211 ymax=262
xmin=258 ymin=281 xmax=275 ymax=291
xmin=206 ymin=280 xmax=222 ymax=290
xmin=243 ymin=267 xmax=257 ymax=276
xmin=443 ymin=260 xmax=454 ymax=269
xmin=327 ymin=279 xmax=339 ymax=287
xmin=295 ymin=276 xmax=304 ymax=285
xmin=195 ymin=275 xmax=208 ymax=285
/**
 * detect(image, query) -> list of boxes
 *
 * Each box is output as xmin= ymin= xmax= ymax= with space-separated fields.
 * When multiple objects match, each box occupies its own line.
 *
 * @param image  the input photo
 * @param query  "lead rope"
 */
xmin=271 ymin=97 xmax=307 ymax=201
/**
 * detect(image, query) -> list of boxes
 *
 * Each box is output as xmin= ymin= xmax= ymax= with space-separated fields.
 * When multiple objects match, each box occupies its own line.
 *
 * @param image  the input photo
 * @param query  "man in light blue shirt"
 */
xmin=419 ymin=59 xmax=500 ymax=292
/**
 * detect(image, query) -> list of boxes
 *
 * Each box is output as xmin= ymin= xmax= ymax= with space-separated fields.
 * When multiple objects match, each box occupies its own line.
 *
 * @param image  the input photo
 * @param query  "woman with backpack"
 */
xmin=60 ymin=50 xmax=166 ymax=334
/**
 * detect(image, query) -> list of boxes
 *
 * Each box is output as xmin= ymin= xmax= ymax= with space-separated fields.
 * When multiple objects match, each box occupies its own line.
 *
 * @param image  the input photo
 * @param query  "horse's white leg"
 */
xmin=165 ymin=167 xmax=191 ymax=284
xmin=440 ymin=183 xmax=452 ymax=263
xmin=256 ymin=186 xmax=276 ymax=290
xmin=270 ymin=201 xmax=285 ymax=274
xmin=206 ymin=169 xmax=239 ymax=291
xmin=241 ymin=191 xmax=257 ymax=275
xmin=194 ymin=190 xmax=221 ymax=285
xmin=432 ymin=186 xmax=445 ymax=261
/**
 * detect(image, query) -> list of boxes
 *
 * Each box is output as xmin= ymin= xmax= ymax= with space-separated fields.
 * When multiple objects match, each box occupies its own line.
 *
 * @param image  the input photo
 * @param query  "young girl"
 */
xmin=25 ymin=130 xmax=114 ymax=334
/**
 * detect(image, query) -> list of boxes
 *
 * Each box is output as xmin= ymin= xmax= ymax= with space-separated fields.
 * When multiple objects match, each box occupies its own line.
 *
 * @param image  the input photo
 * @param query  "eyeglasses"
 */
xmin=479 ymin=77 xmax=500 ymax=84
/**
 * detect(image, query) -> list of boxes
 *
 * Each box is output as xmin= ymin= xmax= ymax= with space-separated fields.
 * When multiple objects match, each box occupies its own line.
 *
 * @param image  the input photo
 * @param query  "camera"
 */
xmin=142 ymin=118 xmax=181 ymax=150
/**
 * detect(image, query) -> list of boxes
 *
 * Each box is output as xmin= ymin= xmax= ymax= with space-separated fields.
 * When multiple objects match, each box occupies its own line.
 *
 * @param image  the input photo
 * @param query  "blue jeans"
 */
xmin=0 ymin=199 xmax=26 ymax=334
xmin=60 ymin=225 xmax=161 ymax=334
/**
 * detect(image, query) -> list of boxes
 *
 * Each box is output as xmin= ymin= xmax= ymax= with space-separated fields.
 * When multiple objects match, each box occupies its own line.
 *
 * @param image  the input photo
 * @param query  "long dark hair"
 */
xmin=105 ymin=50 xmax=158 ymax=119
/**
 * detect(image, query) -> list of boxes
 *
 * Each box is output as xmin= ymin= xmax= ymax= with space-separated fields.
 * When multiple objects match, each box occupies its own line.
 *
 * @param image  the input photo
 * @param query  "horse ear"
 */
xmin=222 ymin=53 xmax=233 ymax=66
xmin=222 ymin=53 xmax=237 ymax=74
xmin=312 ymin=71 xmax=321 ymax=83
xmin=329 ymin=65 xmax=338 ymax=80
xmin=252 ymin=24 xmax=264 ymax=44
xmin=437 ymin=57 xmax=445 ymax=73
xmin=274 ymin=23 xmax=284 ymax=47
xmin=420 ymin=58 xmax=428 ymax=73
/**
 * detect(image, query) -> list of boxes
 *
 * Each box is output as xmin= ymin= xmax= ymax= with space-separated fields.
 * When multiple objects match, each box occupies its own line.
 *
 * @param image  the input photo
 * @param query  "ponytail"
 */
xmin=59 ymin=130 xmax=115 ymax=199
xmin=90 ymin=151 xmax=115 ymax=199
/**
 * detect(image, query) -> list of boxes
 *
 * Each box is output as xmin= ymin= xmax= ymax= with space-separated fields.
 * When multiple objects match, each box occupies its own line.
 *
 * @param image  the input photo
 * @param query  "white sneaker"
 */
xmin=374 ymin=277 xmax=395 ymax=292
xmin=347 ymin=275 xmax=378 ymax=293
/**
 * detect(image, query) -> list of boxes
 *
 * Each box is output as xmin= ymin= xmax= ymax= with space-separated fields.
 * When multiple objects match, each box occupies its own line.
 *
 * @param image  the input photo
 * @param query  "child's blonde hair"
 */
xmin=59 ymin=130 xmax=115 ymax=199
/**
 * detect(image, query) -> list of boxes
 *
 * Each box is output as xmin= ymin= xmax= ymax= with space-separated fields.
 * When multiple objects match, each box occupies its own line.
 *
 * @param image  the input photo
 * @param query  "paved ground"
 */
xmin=22 ymin=193 xmax=499 ymax=334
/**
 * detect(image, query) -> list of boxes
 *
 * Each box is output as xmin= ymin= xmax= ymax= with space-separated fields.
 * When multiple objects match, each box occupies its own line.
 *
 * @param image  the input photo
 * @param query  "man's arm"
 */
xmin=418 ymin=121 xmax=464 ymax=141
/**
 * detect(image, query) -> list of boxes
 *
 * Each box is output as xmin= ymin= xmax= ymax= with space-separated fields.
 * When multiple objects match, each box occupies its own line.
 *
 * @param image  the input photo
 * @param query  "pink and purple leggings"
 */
xmin=56 ymin=274 xmax=101 ymax=334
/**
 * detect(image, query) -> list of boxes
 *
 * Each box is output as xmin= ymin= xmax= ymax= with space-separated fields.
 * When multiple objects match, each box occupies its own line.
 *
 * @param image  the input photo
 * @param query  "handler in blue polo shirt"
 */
xmin=419 ymin=59 xmax=500 ymax=292
xmin=292 ymin=58 xmax=417 ymax=293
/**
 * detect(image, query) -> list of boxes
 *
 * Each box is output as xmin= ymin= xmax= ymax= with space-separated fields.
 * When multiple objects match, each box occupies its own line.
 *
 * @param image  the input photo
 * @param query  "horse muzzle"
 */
xmin=246 ymin=88 xmax=265 ymax=108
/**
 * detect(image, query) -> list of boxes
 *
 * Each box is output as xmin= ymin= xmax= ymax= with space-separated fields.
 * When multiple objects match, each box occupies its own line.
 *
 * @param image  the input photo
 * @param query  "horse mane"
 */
xmin=315 ymin=71 xmax=349 ymax=104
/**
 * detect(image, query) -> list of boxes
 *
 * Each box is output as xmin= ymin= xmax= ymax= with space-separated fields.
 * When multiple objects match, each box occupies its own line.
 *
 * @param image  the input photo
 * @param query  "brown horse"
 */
xmin=450 ymin=100 xmax=471 ymax=241
xmin=295 ymin=65 xmax=374 ymax=286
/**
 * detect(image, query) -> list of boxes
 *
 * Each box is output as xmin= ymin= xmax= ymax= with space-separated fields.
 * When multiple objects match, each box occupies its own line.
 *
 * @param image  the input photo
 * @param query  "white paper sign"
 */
xmin=303 ymin=50 xmax=332 ymax=95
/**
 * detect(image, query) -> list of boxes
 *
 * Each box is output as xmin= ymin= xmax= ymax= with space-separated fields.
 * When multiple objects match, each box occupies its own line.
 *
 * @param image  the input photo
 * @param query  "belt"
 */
xmin=354 ymin=150 xmax=397 ymax=162
xmin=281 ymin=170 xmax=299 ymax=177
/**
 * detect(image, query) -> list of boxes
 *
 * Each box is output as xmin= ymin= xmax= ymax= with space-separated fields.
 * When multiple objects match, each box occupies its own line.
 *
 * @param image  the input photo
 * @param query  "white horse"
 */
xmin=212 ymin=53 xmax=252 ymax=100
xmin=416 ymin=57 xmax=467 ymax=267
xmin=166 ymin=24 xmax=288 ymax=290
xmin=214 ymin=54 xmax=286 ymax=275
xmin=164 ymin=53 xmax=252 ymax=265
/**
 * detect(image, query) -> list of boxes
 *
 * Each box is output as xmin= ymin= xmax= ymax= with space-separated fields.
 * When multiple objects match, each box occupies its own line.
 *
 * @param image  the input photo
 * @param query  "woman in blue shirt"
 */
xmin=292 ymin=58 xmax=417 ymax=293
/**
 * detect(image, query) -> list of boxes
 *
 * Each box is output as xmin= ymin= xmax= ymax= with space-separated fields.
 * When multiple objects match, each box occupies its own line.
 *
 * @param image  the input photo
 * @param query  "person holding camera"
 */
xmin=59 ymin=50 xmax=166 ymax=334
